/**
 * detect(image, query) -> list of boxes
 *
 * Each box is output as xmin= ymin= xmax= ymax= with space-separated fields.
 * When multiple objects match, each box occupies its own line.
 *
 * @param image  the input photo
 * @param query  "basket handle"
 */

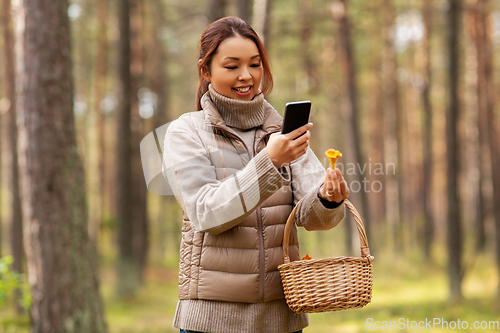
xmin=282 ymin=199 xmax=372 ymax=264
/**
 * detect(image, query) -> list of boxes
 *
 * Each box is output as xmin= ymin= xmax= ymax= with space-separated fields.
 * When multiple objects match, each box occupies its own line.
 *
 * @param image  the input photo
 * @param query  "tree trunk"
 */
xmin=366 ymin=0 xmax=385 ymax=249
xmin=207 ymin=0 xmax=227 ymax=23
xmin=149 ymin=0 xmax=170 ymax=262
xmin=252 ymin=0 xmax=271 ymax=48
xmin=236 ymin=0 xmax=252 ymax=23
xmin=16 ymin=0 xmax=107 ymax=330
xmin=130 ymin=0 xmax=148 ymax=283
xmin=446 ymin=0 xmax=463 ymax=303
xmin=116 ymin=0 xmax=140 ymax=296
xmin=421 ymin=0 xmax=434 ymax=259
xmin=150 ymin=2 xmax=169 ymax=129
xmin=299 ymin=0 xmax=318 ymax=94
xmin=381 ymin=0 xmax=401 ymax=251
xmin=469 ymin=0 xmax=492 ymax=254
xmin=90 ymin=0 xmax=108 ymax=245
xmin=332 ymin=0 xmax=371 ymax=241
xmin=476 ymin=0 xmax=500 ymax=301
xmin=394 ymin=50 xmax=406 ymax=252
xmin=2 ymin=0 xmax=25 ymax=313
xmin=407 ymin=40 xmax=426 ymax=251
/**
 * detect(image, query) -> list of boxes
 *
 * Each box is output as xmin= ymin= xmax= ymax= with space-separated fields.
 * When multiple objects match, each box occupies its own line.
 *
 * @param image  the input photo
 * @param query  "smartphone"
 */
xmin=281 ymin=101 xmax=311 ymax=137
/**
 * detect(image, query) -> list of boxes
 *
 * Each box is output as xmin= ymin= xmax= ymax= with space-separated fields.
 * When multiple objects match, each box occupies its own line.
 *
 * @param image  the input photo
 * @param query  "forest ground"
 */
xmin=1 ymin=243 xmax=498 ymax=333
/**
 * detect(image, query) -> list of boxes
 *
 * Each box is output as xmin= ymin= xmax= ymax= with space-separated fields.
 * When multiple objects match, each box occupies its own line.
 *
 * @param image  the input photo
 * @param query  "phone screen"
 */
xmin=281 ymin=101 xmax=311 ymax=135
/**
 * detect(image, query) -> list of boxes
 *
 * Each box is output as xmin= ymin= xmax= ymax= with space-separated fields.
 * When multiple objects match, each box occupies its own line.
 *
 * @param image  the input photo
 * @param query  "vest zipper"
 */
xmin=214 ymin=125 xmax=267 ymax=301
xmin=256 ymin=206 xmax=265 ymax=302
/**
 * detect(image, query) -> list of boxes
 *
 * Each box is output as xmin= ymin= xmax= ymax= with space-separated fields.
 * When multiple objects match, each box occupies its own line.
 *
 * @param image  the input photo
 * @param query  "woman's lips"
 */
xmin=233 ymin=86 xmax=252 ymax=96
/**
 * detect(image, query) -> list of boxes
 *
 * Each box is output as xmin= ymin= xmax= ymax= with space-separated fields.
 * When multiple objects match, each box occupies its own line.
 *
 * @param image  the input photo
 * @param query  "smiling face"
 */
xmin=202 ymin=35 xmax=263 ymax=101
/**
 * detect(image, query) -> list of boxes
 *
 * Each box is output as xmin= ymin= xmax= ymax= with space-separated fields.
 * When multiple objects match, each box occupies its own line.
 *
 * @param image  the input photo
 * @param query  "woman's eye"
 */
xmin=251 ymin=63 xmax=261 ymax=68
xmin=225 ymin=66 xmax=237 ymax=70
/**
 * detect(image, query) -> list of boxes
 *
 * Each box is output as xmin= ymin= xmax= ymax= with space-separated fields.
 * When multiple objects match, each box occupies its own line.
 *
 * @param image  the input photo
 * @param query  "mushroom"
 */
xmin=325 ymin=149 xmax=342 ymax=169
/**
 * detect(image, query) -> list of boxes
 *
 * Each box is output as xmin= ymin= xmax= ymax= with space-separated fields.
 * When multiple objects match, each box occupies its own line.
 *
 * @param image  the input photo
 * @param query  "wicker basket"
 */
xmin=278 ymin=199 xmax=374 ymax=314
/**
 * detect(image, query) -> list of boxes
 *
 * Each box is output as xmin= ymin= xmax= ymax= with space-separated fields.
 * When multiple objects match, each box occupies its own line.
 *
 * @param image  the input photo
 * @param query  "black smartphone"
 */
xmin=281 ymin=101 xmax=311 ymax=137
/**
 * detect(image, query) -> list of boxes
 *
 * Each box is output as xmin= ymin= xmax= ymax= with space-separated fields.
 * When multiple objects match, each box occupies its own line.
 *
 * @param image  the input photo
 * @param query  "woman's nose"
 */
xmin=238 ymin=67 xmax=251 ymax=81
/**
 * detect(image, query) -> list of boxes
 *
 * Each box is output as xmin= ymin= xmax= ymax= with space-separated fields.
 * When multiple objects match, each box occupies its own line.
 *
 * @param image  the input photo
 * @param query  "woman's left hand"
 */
xmin=319 ymin=168 xmax=350 ymax=203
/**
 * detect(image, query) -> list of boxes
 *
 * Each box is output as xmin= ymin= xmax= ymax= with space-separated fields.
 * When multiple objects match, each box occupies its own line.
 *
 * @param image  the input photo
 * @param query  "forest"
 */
xmin=0 ymin=0 xmax=500 ymax=332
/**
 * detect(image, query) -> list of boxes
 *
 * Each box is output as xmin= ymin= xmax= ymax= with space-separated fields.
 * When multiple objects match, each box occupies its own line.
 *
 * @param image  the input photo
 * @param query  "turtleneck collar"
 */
xmin=207 ymin=84 xmax=265 ymax=130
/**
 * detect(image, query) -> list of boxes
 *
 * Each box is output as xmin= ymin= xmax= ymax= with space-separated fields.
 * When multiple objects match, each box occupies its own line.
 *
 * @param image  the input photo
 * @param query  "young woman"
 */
xmin=163 ymin=16 xmax=350 ymax=333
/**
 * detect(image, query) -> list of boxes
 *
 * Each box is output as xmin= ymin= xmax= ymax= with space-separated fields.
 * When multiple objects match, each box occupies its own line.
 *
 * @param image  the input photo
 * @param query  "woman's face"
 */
xmin=203 ymin=35 xmax=263 ymax=101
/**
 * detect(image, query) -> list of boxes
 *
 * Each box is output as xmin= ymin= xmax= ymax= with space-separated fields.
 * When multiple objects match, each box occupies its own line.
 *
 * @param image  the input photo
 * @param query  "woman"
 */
xmin=163 ymin=16 xmax=350 ymax=333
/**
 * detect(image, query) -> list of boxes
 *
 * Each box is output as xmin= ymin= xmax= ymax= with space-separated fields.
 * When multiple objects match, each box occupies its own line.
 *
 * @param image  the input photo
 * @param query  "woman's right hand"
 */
xmin=266 ymin=123 xmax=313 ymax=168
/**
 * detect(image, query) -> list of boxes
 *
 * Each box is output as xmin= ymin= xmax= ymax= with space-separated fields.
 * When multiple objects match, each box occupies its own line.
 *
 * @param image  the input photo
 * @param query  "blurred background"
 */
xmin=1 ymin=0 xmax=500 ymax=332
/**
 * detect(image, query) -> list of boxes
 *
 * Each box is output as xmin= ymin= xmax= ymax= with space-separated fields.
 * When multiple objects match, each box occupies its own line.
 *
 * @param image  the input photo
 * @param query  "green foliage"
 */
xmin=0 ymin=256 xmax=31 ymax=311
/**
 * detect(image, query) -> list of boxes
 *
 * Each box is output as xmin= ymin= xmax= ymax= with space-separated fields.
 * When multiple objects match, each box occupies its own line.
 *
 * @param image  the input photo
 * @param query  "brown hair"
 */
xmin=196 ymin=16 xmax=273 ymax=110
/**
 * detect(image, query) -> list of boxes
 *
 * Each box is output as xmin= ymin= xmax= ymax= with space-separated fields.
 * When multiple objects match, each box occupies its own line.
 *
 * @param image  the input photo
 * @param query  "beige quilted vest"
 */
xmin=177 ymin=98 xmax=300 ymax=303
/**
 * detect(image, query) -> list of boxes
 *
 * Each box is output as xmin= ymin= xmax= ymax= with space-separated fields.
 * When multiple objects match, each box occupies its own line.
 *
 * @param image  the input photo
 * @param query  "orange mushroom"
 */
xmin=302 ymin=254 xmax=312 ymax=260
xmin=325 ymin=149 xmax=342 ymax=169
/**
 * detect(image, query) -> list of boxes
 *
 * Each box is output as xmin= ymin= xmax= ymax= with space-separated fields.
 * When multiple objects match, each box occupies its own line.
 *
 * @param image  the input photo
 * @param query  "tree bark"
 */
xmin=116 ymin=0 xmax=140 ymax=296
xmin=130 ymin=0 xmax=148 ymax=283
xmin=405 ymin=43 xmax=425 ymax=250
xmin=446 ymin=0 xmax=463 ymax=303
xmin=207 ymin=0 xmax=227 ymax=23
xmin=366 ymin=0 xmax=385 ymax=248
xmin=469 ymin=0 xmax=493 ymax=253
xmin=2 ymin=0 xmax=25 ymax=313
xmin=16 ymin=0 xmax=107 ymax=330
xmin=381 ymin=0 xmax=401 ymax=251
xmin=332 ymin=0 xmax=371 ymax=240
xmin=476 ymin=0 xmax=500 ymax=301
xmin=236 ymin=0 xmax=252 ymax=23
xmin=252 ymin=0 xmax=272 ymax=48
xmin=149 ymin=0 xmax=170 ymax=261
xmin=421 ymin=0 xmax=435 ymax=259
xmin=90 ymin=0 xmax=108 ymax=245
xmin=150 ymin=0 xmax=169 ymax=129
xmin=299 ymin=0 xmax=319 ymax=94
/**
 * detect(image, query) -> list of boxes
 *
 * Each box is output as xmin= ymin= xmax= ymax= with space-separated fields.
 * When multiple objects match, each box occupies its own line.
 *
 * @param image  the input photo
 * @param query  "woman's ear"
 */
xmin=199 ymin=59 xmax=211 ymax=82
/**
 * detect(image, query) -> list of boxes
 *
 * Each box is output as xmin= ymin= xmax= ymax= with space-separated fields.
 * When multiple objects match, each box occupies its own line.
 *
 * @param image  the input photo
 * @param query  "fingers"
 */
xmin=340 ymin=178 xmax=350 ymax=198
xmin=326 ymin=169 xmax=341 ymax=197
xmin=268 ymin=123 xmax=313 ymax=167
xmin=290 ymin=125 xmax=311 ymax=150
xmin=335 ymin=169 xmax=350 ymax=200
xmin=294 ymin=130 xmax=310 ymax=145
xmin=296 ymin=136 xmax=309 ymax=151
xmin=286 ymin=123 xmax=313 ymax=140
xmin=335 ymin=169 xmax=350 ymax=199
xmin=322 ymin=169 xmax=334 ymax=197
xmin=289 ymin=127 xmax=311 ymax=157
xmin=323 ymin=168 xmax=350 ymax=202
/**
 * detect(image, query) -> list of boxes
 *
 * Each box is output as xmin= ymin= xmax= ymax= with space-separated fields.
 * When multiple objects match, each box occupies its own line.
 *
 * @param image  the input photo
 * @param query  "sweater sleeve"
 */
xmin=162 ymin=117 xmax=289 ymax=235
xmin=289 ymin=148 xmax=346 ymax=231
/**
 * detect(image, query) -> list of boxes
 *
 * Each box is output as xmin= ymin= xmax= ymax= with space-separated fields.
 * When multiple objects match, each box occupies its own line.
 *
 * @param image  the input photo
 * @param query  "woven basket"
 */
xmin=278 ymin=199 xmax=374 ymax=314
